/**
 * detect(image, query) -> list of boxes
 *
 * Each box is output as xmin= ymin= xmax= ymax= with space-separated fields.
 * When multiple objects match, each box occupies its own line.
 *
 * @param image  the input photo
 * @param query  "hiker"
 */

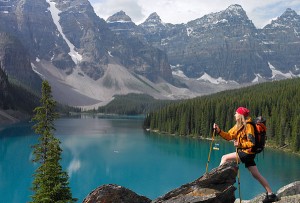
xmin=213 ymin=107 xmax=279 ymax=203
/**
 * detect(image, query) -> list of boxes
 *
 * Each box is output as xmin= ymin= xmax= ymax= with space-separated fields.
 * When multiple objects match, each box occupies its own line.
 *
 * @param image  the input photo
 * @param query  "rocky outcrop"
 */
xmin=235 ymin=181 xmax=300 ymax=203
xmin=82 ymin=161 xmax=300 ymax=203
xmin=152 ymin=161 xmax=237 ymax=203
xmin=83 ymin=161 xmax=238 ymax=203
xmin=82 ymin=184 xmax=151 ymax=203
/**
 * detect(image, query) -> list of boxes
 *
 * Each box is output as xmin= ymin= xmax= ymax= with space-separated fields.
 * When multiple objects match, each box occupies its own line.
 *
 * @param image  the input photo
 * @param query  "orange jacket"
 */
xmin=219 ymin=118 xmax=255 ymax=154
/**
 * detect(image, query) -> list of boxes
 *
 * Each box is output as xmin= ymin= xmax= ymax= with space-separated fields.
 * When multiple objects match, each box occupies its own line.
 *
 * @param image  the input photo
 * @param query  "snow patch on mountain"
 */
xmin=186 ymin=27 xmax=193 ymax=36
xmin=213 ymin=19 xmax=228 ymax=25
xmin=252 ymin=74 xmax=266 ymax=83
xmin=31 ymin=62 xmax=45 ymax=79
xmin=172 ymin=70 xmax=188 ymax=78
xmin=107 ymin=20 xmax=131 ymax=23
xmin=171 ymin=64 xmax=188 ymax=78
xmin=197 ymin=73 xmax=227 ymax=84
xmin=46 ymin=0 xmax=82 ymax=64
xmin=269 ymin=62 xmax=297 ymax=79
xmin=108 ymin=51 xmax=113 ymax=57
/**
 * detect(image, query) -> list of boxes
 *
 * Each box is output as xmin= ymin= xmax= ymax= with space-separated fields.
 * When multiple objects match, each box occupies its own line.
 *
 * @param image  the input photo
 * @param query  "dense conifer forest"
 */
xmin=144 ymin=78 xmax=300 ymax=153
xmin=96 ymin=93 xmax=177 ymax=115
xmin=0 ymin=67 xmax=39 ymax=113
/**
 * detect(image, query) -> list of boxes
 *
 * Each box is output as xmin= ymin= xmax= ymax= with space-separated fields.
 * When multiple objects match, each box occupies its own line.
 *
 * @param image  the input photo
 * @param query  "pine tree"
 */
xmin=30 ymin=80 xmax=76 ymax=203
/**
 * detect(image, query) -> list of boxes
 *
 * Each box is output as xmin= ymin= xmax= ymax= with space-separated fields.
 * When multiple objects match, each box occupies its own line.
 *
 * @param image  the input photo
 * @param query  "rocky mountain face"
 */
xmin=0 ymin=0 xmax=174 ymax=107
xmin=137 ymin=4 xmax=300 ymax=83
xmin=259 ymin=8 xmax=300 ymax=78
xmin=0 ymin=0 xmax=172 ymax=82
xmin=0 ymin=1 xmax=299 ymax=107
xmin=106 ymin=11 xmax=173 ymax=83
xmin=0 ymin=0 xmax=75 ymax=72
xmin=0 ymin=32 xmax=42 ymax=91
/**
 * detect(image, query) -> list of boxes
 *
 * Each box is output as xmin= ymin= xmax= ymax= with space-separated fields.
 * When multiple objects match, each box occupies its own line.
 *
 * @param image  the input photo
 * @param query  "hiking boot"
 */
xmin=262 ymin=193 xmax=279 ymax=203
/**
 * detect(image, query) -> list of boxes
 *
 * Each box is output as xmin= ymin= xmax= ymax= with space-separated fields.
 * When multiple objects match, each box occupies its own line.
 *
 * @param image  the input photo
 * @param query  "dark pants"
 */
xmin=238 ymin=150 xmax=256 ymax=168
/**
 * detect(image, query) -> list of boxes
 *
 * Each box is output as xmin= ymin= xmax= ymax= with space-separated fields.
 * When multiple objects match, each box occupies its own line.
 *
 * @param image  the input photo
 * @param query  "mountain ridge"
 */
xmin=135 ymin=6 xmax=300 ymax=83
xmin=0 ymin=1 xmax=299 ymax=108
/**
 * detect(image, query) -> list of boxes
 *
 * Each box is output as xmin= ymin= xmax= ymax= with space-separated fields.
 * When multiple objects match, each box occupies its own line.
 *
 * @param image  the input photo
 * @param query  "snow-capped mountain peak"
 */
xmin=225 ymin=4 xmax=244 ymax=15
xmin=266 ymin=8 xmax=300 ymax=28
xmin=139 ymin=12 xmax=167 ymax=34
xmin=144 ymin=12 xmax=162 ymax=24
xmin=107 ymin=10 xmax=132 ymax=23
xmin=281 ymin=8 xmax=298 ymax=19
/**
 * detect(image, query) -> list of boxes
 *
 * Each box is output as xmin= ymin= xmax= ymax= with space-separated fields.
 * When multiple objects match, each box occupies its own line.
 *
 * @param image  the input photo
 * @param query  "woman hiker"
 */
xmin=213 ymin=107 xmax=279 ymax=203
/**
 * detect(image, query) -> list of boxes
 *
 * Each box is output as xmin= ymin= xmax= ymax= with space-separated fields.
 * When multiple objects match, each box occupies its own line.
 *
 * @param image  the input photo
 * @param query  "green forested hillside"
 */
xmin=0 ymin=66 xmax=39 ymax=113
xmin=96 ymin=93 xmax=177 ymax=115
xmin=144 ymin=78 xmax=300 ymax=153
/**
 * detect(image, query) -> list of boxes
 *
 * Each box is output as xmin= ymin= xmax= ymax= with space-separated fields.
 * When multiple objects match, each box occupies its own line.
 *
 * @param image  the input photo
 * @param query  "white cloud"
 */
xmin=90 ymin=0 xmax=300 ymax=28
xmin=91 ymin=0 xmax=145 ymax=22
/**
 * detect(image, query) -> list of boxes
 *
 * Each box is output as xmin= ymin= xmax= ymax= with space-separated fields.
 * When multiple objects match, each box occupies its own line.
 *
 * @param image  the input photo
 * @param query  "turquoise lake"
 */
xmin=0 ymin=116 xmax=300 ymax=202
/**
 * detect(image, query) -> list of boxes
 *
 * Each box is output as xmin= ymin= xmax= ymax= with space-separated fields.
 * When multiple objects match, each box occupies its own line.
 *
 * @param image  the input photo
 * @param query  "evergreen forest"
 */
xmin=0 ymin=66 xmax=40 ymax=113
xmin=95 ymin=93 xmax=177 ymax=115
xmin=144 ymin=78 xmax=300 ymax=153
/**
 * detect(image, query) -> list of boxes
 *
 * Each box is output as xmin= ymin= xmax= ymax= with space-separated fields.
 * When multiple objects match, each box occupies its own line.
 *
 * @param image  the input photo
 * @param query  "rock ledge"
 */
xmin=82 ymin=162 xmax=300 ymax=203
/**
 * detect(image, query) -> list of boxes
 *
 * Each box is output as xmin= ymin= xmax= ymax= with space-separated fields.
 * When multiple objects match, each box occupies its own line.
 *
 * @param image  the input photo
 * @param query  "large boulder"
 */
xmin=82 ymin=184 xmax=151 ymax=203
xmin=152 ymin=161 xmax=237 ymax=203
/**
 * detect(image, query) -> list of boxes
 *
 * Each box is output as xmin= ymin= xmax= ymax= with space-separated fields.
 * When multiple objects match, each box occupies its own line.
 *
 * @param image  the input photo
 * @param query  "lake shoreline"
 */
xmin=146 ymin=129 xmax=300 ymax=156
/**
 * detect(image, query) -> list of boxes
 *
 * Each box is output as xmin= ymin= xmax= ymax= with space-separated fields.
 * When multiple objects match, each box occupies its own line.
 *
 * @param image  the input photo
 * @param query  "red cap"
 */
xmin=236 ymin=107 xmax=250 ymax=117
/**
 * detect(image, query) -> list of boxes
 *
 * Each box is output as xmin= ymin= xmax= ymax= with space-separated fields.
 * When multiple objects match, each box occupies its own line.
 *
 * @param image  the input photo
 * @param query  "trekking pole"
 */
xmin=236 ymin=147 xmax=242 ymax=203
xmin=205 ymin=129 xmax=215 ymax=173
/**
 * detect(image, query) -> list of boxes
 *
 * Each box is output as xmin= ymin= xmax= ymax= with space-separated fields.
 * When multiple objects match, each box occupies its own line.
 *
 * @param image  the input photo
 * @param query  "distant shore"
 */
xmin=2 ymin=111 xmax=299 ymax=156
xmin=147 ymin=128 xmax=300 ymax=156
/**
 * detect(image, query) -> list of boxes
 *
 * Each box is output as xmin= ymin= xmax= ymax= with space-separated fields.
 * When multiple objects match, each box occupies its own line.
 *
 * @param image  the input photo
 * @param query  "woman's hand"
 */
xmin=233 ymin=140 xmax=239 ymax=147
xmin=213 ymin=123 xmax=220 ymax=133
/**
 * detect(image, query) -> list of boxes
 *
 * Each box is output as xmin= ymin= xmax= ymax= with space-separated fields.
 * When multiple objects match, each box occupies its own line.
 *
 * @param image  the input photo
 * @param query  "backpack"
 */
xmin=247 ymin=116 xmax=267 ymax=154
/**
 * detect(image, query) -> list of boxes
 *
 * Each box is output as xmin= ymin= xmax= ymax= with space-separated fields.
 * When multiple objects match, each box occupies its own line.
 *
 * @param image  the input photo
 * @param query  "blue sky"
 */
xmin=89 ymin=0 xmax=300 ymax=28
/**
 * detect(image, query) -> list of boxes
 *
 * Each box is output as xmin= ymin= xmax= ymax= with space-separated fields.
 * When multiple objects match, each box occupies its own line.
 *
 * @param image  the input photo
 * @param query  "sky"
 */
xmin=89 ymin=0 xmax=300 ymax=28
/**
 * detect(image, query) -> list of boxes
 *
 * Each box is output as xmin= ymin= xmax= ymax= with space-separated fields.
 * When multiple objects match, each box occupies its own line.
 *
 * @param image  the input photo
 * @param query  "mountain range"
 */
xmin=0 ymin=0 xmax=299 ymax=108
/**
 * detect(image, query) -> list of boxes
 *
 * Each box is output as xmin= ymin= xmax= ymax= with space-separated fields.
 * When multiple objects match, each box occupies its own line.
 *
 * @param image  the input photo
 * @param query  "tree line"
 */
xmin=94 ymin=93 xmax=177 ymax=115
xmin=144 ymin=78 xmax=300 ymax=153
